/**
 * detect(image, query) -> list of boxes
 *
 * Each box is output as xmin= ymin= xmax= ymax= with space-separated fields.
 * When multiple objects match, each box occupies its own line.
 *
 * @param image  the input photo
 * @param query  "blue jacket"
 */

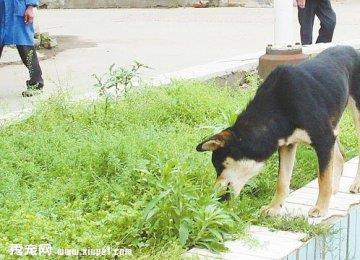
xmin=0 ymin=0 xmax=38 ymax=46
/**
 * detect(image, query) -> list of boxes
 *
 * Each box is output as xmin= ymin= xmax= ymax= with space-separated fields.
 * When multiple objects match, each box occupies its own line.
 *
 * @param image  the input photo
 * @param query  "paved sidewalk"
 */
xmin=1 ymin=2 xmax=360 ymax=114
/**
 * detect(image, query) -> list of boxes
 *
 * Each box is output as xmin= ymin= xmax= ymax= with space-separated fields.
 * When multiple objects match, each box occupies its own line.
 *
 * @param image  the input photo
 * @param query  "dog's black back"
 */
xmin=230 ymin=46 xmax=360 ymax=171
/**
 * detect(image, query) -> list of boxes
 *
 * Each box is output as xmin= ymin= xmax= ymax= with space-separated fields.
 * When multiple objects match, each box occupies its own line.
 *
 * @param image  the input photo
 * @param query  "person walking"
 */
xmin=297 ymin=0 xmax=336 ymax=45
xmin=0 ymin=0 xmax=44 ymax=97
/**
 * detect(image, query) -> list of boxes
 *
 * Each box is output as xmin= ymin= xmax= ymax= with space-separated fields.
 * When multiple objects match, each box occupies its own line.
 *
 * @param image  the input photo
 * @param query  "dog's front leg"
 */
xmin=262 ymin=144 xmax=297 ymax=216
xmin=309 ymin=145 xmax=334 ymax=218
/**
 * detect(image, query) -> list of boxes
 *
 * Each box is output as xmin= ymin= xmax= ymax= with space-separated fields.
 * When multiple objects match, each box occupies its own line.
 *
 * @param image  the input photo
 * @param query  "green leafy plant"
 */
xmin=93 ymin=61 xmax=150 ymax=97
xmin=92 ymin=61 xmax=149 ymax=118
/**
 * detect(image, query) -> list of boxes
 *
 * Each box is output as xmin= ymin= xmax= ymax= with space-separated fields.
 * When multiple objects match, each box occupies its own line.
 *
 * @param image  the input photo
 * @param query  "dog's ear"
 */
xmin=196 ymin=130 xmax=234 ymax=152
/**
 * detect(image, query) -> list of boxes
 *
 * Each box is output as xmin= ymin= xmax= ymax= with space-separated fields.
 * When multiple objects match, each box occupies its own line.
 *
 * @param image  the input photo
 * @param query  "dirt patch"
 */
xmin=38 ymin=35 xmax=98 ymax=61
xmin=53 ymin=35 xmax=97 ymax=53
xmin=0 ymin=35 xmax=97 ymax=68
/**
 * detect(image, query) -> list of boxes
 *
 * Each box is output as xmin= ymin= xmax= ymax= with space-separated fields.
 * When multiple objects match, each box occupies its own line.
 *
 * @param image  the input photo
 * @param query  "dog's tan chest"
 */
xmin=278 ymin=129 xmax=312 ymax=146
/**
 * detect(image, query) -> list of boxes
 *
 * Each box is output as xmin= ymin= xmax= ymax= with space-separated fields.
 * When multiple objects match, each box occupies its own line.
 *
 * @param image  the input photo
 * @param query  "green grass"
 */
xmin=0 ymin=80 xmax=357 ymax=259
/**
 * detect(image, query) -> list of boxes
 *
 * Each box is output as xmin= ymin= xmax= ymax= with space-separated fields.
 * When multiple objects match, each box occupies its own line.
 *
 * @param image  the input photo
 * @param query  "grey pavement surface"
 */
xmin=1 ymin=2 xmax=360 ymax=114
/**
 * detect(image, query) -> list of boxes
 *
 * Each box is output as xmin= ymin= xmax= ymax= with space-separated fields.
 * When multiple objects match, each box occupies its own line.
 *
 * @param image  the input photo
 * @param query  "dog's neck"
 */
xmin=231 ymin=95 xmax=294 ymax=161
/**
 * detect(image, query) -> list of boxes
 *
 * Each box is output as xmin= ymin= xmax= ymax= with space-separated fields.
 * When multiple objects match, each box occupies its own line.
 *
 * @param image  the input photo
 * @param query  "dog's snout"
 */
xmin=218 ymin=191 xmax=231 ymax=202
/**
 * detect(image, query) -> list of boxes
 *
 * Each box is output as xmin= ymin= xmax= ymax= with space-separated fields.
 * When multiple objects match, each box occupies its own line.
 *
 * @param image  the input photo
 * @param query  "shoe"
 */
xmin=22 ymin=81 xmax=44 ymax=97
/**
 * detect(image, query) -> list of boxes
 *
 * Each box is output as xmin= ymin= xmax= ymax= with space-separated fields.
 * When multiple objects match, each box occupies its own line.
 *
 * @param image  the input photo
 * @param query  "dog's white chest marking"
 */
xmin=278 ymin=129 xmax=311 ymax=146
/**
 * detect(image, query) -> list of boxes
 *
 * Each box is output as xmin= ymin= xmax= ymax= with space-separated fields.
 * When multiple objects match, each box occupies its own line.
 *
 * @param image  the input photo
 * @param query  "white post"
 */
xmin=274 ymin=0 xmax=294 ymax=47
xmin=34 ymin=7 xmax=40 ymax=34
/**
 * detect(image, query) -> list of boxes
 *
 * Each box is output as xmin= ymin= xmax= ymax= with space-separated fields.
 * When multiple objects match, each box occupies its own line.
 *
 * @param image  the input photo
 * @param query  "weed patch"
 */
xmin=0 ymin=81 xmax=357 ymax=258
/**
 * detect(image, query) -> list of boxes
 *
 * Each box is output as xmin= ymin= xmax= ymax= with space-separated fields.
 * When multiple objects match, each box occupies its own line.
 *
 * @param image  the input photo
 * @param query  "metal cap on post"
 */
xmin=258 ymin=0 xmax=309 ymax=79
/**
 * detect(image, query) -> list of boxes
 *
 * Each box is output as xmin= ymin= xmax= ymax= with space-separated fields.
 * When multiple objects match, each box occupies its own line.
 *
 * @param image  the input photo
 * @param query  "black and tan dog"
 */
xmin=197 ymin=46 xmax=360 ymax=218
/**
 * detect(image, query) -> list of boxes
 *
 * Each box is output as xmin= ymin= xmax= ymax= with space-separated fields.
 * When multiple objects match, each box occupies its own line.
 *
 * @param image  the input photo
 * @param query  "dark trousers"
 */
xmin=298 ymin=0 xmax=336 ymax=45
xmin=0 ymin=45 xmax=43 ymax=86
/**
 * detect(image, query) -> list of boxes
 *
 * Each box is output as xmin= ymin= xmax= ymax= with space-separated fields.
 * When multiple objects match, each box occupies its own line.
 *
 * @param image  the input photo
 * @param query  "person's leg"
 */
xmin=298 ymin=0 xmax=317 ymax=45
xmin=16 ymin=45 xmax=44 ymax=87
xmin=315 ymin=0 xmax=336 ymax=43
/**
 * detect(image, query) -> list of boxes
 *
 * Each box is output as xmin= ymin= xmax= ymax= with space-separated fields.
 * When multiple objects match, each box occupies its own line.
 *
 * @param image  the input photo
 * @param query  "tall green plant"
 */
xmin=92 ymin=61 xmax=149 ymax=118
xmin=93 ymin=61 xmax=149 ymax=97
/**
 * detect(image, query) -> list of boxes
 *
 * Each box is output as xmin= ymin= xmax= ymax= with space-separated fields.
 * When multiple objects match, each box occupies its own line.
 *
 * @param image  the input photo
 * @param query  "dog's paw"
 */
xmin=261 ymin=205 xmax=281 ymax=217
xmin=308 ymin=206 xmax=327 ymax=218
xmin=350 ymin=181 xmax=360 ymax=193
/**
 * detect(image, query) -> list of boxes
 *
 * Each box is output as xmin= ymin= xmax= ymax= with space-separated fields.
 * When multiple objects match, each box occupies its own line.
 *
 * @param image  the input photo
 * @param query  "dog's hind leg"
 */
xmin=333 ymin=138 xmax=345 ymax=194
xmin=348 ymin=97 xmax=360 ymax=193
xmin=261 ymin=144 xmax=297 ymax=216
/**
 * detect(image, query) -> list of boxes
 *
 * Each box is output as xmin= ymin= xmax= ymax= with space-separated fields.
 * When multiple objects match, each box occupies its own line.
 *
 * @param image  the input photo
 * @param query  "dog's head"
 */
xmin=196 ymin=129 xmax=264 ymax=200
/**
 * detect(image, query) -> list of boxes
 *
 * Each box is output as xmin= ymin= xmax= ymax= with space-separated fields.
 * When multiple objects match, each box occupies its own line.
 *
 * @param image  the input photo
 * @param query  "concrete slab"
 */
xmin=185 ymin=226 xmax=307 ymax=260
xmin=280 ymin=202 xmax=346 ymax=225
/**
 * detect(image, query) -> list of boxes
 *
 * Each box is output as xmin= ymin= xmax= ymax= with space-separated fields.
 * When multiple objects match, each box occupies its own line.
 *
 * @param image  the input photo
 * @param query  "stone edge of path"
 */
xmin=149 ymin=38 xmax=360 ymax=86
